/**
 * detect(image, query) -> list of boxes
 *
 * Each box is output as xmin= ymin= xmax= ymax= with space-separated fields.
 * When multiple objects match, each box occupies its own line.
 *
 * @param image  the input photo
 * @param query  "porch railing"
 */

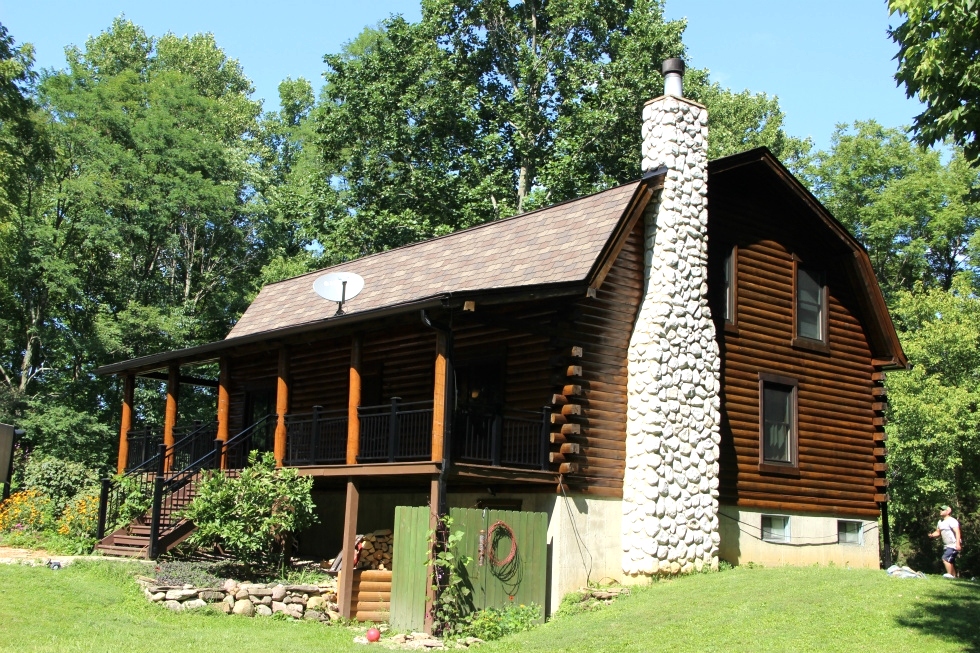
xmin=284 ymin=406 xmax=348 ymax=466
xmin=453 ymin=406 xmax=551 ymax=470
xmin=125 ymin=427 xmax=162 ymax=471
xmin=357 ymin=398 xmax=433 ymax=463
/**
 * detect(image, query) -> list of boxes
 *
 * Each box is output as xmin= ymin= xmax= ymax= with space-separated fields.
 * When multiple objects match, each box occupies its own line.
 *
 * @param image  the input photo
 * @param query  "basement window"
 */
xmin=762 ymin=515 xmax=790 ymax=543
xmin=838 ymin=520 xmax=863 ymax=545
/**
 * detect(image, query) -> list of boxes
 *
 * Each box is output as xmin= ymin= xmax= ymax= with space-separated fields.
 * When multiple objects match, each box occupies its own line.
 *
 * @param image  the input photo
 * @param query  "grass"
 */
xmin=481 ymin=565 xmax=980 ymax=653
xmin=0 ymin=562 xmax=977 ymax=652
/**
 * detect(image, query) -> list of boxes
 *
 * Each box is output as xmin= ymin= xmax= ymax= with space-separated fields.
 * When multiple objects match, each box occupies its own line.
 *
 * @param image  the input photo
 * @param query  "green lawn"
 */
xmin=0 ymin=562 xmax=977 ymax=653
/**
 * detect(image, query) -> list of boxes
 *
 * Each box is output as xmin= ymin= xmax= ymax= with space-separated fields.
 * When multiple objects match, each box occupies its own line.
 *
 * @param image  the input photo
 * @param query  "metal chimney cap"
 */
xmin=662 ymin=58 xmax=685 ymax=77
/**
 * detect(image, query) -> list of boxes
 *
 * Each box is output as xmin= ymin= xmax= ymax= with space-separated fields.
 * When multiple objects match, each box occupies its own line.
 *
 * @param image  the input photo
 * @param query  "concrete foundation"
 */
xmin=717 ymin=505 xmax=880 ymax=568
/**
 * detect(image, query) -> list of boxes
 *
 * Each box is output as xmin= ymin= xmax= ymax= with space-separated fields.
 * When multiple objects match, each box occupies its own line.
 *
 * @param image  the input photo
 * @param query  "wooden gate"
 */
xmin=390 ymin=505 xmax=547 ymax=631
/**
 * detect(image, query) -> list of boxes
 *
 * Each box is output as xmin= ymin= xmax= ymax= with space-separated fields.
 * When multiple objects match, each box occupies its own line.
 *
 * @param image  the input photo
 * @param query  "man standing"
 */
xmin=928 ymin=504 xmax=962 ymax=579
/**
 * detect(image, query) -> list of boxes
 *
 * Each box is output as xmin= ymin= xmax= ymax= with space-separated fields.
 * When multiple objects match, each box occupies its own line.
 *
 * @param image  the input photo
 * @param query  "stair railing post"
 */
xmin=96 ymin=478 xmax=111 ymax=541
xmin=540 ymin=406 xmax=551 ymax=471
xmin=149 ymin=474 xmax=164 ymax=560
xmin=311 ymin=405 xmax=322 ymax=466
xmin=388 ymin=397 xmax=400 ymax=463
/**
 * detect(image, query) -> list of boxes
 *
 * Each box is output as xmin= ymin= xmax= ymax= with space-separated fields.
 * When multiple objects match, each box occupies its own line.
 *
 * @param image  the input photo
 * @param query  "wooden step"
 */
xmin=114 ymin=535 xmax=151 ymax=547
xmin=95 ymin=544 xmax=148 ymax=558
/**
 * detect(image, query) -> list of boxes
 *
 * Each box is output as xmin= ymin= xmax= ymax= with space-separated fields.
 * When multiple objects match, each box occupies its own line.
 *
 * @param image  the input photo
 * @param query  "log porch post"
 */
xmin=116 ymin=374 xmax=135 ymax=475
xmin=431 ymin=332 xmax=448 ymax=463
xmin=216 ymin=357 xmax=230 ymax=469
xmin=163 ymin=363 xmax=179 ymax=471
xmin=274 ymin=346 xmax=289 ymax=467
xmin=339 ymin=478 xmax=360 ymax=620
xmin=346 ymin=335 xmax=362 ymax=465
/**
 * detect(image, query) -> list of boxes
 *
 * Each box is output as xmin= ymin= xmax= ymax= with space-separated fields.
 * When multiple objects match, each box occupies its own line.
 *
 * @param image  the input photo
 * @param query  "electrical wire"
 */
xmin=718 ymin=511 xmax=879 ymax=547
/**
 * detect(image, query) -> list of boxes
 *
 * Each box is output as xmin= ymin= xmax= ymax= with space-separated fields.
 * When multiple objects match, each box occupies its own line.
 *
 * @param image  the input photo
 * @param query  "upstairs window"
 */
xmin=759 ymin=373 xmax=798 ymax=472
xmin=722 ymin=246 xmax=737 ymax=326
xmin=795 ymin=266 xmax=826 ymax=343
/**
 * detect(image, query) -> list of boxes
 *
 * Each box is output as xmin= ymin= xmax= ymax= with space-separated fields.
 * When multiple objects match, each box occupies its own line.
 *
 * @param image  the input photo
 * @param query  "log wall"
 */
xmin=709 ymin=185 xmax=880 ymax=518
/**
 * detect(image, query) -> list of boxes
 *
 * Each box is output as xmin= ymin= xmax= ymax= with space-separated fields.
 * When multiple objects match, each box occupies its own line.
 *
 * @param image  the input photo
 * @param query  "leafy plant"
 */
xmin=55 ymin=488 xmax=100 ymax=551
xmin=463 ymin=603 xmax=541 ymax=641
xmin=153 ymin=561 xmax=222 ymax=588
xmin=428 ymin=515 xmax=474 ymax=637
xmin=22 ymin=456 xmax=99 ymax=516
xmin=180 ymin=451 xmax=317 ymax=571
xmin=110 ymin=473 xmax=154 ymax=532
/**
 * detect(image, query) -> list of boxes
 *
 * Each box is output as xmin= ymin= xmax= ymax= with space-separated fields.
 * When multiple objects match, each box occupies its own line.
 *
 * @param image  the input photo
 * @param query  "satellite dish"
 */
xmin=313 ymin=272 xmax=364 ymax=315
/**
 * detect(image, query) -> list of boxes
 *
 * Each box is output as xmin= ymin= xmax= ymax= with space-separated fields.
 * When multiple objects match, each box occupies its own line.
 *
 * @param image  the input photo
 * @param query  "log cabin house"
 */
xmin=94 ymin=60 xmax=906 ymax=617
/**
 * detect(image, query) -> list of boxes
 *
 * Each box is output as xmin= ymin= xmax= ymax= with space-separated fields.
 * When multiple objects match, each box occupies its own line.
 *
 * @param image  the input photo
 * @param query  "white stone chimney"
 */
xmin=623 ymin=58 xmax=722 ymax=576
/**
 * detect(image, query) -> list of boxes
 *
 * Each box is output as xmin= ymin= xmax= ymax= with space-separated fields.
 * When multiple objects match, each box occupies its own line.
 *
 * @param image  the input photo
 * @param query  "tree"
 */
xmin=885 ymin=280 xmax=980 ymax=572
xmin=806 ymin=121 xmax=980 ymax=299
xmin=287 ymin=0 xmax=805 ymax=263
xmin=889 ymin=0 xmax=980 ymax=164
xmin=0 ymin=19 xmax=271 ymax=468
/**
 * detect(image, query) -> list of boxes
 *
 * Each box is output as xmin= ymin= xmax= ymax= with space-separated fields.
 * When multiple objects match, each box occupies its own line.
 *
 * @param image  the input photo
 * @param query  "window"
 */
xmin=722 ymin=246 xmax=737 ymax=326
xmin=795 ymin=265 xmax=827 ymax=347
xmin=838 ymin=520 xmax=863 ymax=545
xmin=762 ymin=515 xmax=790 ymax=543
xmin=758 ymin=373 xmax=798 ymax=472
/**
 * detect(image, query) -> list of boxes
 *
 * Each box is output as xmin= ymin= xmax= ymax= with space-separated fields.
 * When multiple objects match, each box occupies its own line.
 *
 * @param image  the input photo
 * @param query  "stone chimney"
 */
xmin=622 ymin=59 xmax=721 ymax=576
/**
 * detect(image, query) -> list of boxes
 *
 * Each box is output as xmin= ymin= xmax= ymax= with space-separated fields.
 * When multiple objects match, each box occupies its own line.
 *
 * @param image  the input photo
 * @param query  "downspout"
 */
xmin=421 ymin=309 xmax=454 ymax=517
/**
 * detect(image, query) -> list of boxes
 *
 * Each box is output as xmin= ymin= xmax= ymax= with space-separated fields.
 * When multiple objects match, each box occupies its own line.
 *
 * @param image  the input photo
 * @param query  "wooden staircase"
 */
xmin=95 ymin=472 xmax=202 ymax=558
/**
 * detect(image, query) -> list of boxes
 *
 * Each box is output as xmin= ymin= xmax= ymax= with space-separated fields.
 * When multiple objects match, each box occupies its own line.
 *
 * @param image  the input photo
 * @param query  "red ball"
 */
xmin=366 ymin=628 xmax=381 ymax=643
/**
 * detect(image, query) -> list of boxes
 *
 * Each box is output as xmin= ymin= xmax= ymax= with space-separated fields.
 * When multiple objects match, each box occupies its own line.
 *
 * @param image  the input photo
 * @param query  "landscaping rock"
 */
xmin=232 ymin=599 xmax=254 ymax=617
xmin=248 ymin=587 xmax=274 ymax=597
xmin=255 ymin=604 xmax=273 ymax=616
xmin=271 ymin=601 xmax=288 ymax=614
xmin=165 ymin=589 xmax=198 ymax=601
xmin=270 ymin=584 xmax=287 ymax=601
xmin=164 ymin=600 xmax=183 ymax=612
xmin=235 ymin=587 xmax=249 ymax=600
xmin=307 ymin=596 xmax=327 ymax=612
xmin=216 ymin=602 xmax=233 ymax=615
xmin=222 ymin=579 xmax=238 ymax=593
xmin=390 ymin=634 xmax=407 ymax=644
xmin=223 ymin=595 xmax=235 ymax=607
xmin=198 ymin=590 xmax=224 ymax=602
xmin=304 ymin=609 xmax=322 ymax=621
xmin=326 ymin=610 xmax=341 ymax=621
xmin=183 ymin=599 xmax=207 ymax=610
xmin=149 ymin=592 xmax=165 ymax=602
xmin=285 ymin=584 xmax=319 ymax=594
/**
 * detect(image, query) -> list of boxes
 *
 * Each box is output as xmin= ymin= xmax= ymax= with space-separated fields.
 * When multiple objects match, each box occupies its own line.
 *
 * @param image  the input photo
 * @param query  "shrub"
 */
xmin=154 ymin=560 xmax=222 ymax=587
xmin=180 ymin=451 xmax=317 ymax=570
xmin=110 ymin=473 xmax=154 ymax=532
xmin=22 ymin=456 xmax=99 ymax=516
xmin=0 ymin=489 xmax=55 ymax=532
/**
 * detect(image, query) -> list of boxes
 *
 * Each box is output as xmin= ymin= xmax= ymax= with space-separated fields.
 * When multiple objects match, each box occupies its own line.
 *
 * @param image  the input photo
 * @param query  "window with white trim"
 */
xmin=837 ymin=520 xmax=863 ymax=545
xmin=762 ymin=515 xmax=790 ymax=543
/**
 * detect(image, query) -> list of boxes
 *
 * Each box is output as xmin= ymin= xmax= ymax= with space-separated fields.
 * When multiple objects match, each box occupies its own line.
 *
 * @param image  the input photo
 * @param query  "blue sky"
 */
xmin=2 ymin=0 xmax=921 ymax=152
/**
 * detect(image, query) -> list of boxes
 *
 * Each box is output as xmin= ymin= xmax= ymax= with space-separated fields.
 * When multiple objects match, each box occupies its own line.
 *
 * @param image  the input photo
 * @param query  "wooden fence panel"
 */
xmin=390 ymin=505 xmax=429 ymax=631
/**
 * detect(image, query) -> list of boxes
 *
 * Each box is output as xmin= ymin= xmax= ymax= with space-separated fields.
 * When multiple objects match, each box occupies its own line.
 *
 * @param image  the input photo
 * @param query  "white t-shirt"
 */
xmin=938 ymin=516 xmax=960 ymax=548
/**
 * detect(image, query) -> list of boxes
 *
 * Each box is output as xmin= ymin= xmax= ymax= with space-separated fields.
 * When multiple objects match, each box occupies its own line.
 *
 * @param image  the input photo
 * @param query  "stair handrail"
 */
xmin=96 ymin=419 xmax=220 ymax=543
xmin=147 ymin=414 xmax=276 ymax=558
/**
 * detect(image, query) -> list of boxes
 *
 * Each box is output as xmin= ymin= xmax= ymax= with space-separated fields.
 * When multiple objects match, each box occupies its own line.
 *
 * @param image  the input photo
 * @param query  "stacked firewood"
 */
xmin=355 ymin=529 xmax=393 ymax=571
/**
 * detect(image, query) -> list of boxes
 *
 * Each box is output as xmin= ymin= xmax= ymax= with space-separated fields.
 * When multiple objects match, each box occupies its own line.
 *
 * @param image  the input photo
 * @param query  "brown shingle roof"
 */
xmin=228 ymin=181 xmax=644 ymax=339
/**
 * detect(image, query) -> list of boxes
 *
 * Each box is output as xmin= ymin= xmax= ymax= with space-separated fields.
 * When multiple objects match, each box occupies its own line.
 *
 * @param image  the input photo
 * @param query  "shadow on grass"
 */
xmin=895 ymin=580 xmax=980 ymax=652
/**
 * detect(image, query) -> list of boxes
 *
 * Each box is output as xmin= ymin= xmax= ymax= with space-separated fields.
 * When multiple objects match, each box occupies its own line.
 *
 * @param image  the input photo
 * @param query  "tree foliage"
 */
xmin=269 ymin=0 xmax=806 ymax=264
xmin=807 ymin=121 xmax=980 ymax=299
xmin=889 ymin=0 xmax=980 ymax=164
xmin=885 ymin=281 xmax=980 ymax=572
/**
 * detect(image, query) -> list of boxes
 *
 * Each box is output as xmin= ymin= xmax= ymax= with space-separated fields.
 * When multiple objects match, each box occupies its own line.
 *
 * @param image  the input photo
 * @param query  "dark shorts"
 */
xmin=943 ymin=547 xmax=959 ymax=563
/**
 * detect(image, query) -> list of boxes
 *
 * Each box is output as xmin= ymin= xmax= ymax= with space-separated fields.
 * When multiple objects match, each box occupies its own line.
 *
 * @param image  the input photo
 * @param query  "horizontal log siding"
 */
xmin=288 ymin=335 xmax=351 ymax=414
xmin=227 ymin=350 xmax=279 ymax=434
xmin=362 ymin=326 xmax=435 ymax=404
xmin=710 ymin=191 xmax=879 ymax=517
xmin=565 ymin=218 xmax=645 ymax=496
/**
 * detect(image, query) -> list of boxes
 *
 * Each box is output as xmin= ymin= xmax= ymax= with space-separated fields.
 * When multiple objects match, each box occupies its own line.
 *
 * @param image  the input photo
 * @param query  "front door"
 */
xmin=243 ymin=387 xmax=277 ymax=455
